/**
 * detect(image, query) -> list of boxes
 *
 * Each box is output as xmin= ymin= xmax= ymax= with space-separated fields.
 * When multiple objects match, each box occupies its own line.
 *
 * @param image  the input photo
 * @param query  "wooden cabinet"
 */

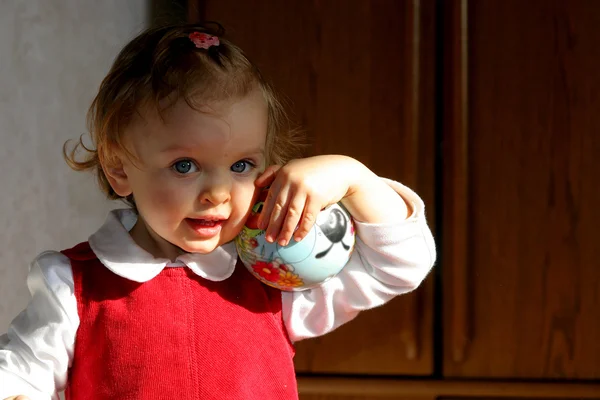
xmin=199 ymin=0 xmax=438 ymax=377
xmin=188 ymin=0 xmax=600 ymax=397
xmin=441 ymin=0 xmax=600 ymax=380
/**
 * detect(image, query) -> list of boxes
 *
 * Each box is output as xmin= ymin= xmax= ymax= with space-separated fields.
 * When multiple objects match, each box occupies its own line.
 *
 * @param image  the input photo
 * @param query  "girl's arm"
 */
xmin=254 ymin=156 xmax=435 ymax=341
xmin=0 ymin=252 xmax=77 ymax=400
xmin=280 ymin=178 xmax=435 ymax=341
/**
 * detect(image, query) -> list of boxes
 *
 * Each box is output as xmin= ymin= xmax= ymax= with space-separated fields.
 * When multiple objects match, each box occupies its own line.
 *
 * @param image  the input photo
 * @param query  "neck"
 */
xmin=129 ymin=217 xmax=183 ymax=261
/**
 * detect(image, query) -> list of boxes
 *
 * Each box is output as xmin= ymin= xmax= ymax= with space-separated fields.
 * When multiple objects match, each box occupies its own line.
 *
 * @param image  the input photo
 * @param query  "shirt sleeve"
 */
xmin=281 ymin=179 xmax=436 ymax=342
xmin=0 ymin=251 xmax=78 ymax=400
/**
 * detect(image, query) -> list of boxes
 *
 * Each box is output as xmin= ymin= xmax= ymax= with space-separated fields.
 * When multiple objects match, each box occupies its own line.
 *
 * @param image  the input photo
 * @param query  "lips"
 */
xmin=190 ymin=219 xmax=223 ymax=226
xmin=185 ymin=217 xmax=226 ymax=237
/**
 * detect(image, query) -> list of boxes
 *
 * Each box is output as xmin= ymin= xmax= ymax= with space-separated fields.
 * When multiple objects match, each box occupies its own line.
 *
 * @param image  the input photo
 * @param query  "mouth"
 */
xmin=185 ymin=217 xmax=227 ymax=237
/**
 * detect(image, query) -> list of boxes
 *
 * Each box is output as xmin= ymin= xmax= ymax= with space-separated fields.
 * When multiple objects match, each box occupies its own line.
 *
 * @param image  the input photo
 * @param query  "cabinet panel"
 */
xmin=442 ymin=0 xmax=600 ymax=379
xmin=199 ymin=0 xmax=437 ymax=375
xmin=301 ymin=396 xmax=430 ymax=400
xmin=298 ymin=377 xmax=600 ymax=398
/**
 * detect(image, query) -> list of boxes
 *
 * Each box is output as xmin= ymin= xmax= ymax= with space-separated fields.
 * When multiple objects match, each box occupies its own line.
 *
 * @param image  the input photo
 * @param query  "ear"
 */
xmin=103 ymin=156 xmax=133 ymax=197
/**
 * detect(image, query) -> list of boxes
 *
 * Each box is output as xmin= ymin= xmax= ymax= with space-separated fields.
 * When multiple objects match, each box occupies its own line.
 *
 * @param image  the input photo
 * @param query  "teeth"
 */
xmin=196 ymin=219 xmax=221 ymax=226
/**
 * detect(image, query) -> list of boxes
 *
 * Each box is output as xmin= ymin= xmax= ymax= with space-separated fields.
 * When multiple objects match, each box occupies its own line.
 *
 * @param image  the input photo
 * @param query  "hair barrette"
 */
xmin=189 ymin=32 xmax=220 ymax=49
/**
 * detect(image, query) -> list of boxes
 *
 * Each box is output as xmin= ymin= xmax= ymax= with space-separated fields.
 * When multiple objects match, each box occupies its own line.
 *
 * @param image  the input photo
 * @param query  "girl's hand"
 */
xmin=255 ymin=155 xmax=407 ymax=246
xmin=255 ymin=155 xmax=355 ymax=246
xmin=4 ymin=396 xmax=30 ymax=400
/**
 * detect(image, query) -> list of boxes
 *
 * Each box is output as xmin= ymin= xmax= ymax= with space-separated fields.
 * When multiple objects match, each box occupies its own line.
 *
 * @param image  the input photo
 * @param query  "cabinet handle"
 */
xmin=398 ymin=0 xmax=424 ymax=361
xmin=444 ymin=0 xmax=471 ymax=363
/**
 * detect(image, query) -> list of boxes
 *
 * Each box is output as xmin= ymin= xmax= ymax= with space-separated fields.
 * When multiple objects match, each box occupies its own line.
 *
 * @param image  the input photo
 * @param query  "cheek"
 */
xmin=131 ymin=172 xmax=196 ymax=214
xmin=232 ymin=181 xmax=258 ymax=217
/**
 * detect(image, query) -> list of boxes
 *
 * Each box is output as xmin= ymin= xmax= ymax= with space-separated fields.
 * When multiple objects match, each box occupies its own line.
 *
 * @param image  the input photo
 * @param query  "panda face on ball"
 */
xmin=315 ymin=207 xmax=352 ymax=258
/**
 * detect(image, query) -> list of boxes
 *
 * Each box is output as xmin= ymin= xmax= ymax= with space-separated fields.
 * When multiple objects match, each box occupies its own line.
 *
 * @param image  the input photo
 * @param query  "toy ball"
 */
xmin=235 ymin=189 xmax=356 ymax=291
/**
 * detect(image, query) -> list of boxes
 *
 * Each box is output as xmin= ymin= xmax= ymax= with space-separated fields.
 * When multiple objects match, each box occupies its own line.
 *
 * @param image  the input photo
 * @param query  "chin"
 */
xmin=177 ymin=237 xmax=224 ymax=254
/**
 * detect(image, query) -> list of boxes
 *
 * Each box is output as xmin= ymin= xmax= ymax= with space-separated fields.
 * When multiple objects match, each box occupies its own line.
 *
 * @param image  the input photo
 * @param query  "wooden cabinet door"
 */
xmin=442 ymin=0 xmax=600 ymax=379
xmin=196 ymin=0 xmax=437 ymax=375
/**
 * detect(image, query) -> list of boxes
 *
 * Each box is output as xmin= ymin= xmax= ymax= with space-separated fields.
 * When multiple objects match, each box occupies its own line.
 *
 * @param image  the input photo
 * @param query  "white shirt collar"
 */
xmin=88 ymin=209 xmax=238 ymax=283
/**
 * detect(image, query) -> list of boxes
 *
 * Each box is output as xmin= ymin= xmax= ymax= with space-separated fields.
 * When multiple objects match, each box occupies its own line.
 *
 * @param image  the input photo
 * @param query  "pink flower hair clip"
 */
xmin=189 ymin=32 xmax=220 ymax=49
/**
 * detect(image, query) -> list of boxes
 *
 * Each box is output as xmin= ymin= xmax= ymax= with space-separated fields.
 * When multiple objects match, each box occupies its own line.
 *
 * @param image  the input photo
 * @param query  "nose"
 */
xmin=199 ymin=170 xmax=232 ymax=206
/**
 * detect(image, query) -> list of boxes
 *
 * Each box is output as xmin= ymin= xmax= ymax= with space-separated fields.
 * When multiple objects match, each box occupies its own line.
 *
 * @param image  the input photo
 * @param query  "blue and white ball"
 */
xmin=236 ymin=198 xmax=355 ymax=291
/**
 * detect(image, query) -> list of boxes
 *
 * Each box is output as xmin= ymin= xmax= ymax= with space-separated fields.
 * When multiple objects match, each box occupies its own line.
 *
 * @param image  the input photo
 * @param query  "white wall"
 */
xmin=0 ymin=0 xmax=149 ymax=332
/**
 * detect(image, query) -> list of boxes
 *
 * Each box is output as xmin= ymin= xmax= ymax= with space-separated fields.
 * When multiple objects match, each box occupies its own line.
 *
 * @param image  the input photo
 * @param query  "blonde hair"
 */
xmin=64 ymin=23 xmax=303 ymax=207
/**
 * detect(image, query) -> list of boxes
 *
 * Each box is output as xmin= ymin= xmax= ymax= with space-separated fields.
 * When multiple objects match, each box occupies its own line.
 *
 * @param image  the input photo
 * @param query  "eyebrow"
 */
xmin=245 ymin=148 xmax=266 ymax=157
xmin=236 ymin=149 xmax=266 ymax=160
xmin=159 ymin=144 xmax=198 ymax=154
xmin=160 ymin=145 xmax=265 ymax=158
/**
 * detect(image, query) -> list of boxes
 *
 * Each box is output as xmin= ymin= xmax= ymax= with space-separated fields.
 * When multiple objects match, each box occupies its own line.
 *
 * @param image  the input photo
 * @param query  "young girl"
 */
xmin=0 ymin=23 xmax=435 ymax=399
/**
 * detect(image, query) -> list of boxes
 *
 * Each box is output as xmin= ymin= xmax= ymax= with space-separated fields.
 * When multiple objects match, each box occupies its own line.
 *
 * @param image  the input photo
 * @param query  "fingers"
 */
xmin=254 ymin=164 xmax=281 ymax=189
xmin=294 ymin=195 xmax=321 ymax=242
xmin=254 ymin=163 xmax=321 ymax=245
xmin=260 ymin=188 xmax=319 ymax=246
xmin=260 ymin=183 xmax=292 ymax=243
xmin=258 ymin=179 xmax=279 ymax=231
xmin=273 ymin=193 xmax=307 ymax=246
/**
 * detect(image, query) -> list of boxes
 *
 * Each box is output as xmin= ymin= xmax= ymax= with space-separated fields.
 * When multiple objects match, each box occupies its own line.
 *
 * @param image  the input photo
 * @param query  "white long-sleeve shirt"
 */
xmin=0 ymin=179 xmax=435 ymax=399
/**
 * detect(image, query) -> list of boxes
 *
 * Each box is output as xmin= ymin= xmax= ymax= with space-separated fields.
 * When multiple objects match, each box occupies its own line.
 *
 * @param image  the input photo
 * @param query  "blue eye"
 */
xmin=172 ymin=160 xmax=198 ymax=174
xmin=231 ymin=160 xmax=254 ymax=173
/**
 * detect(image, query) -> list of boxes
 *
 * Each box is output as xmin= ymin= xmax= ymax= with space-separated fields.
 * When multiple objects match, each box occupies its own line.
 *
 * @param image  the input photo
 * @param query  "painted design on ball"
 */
xmin=316 ymin=208 xmax=351 ymax=258
xmin=235 ymin=191 xmax=355 ymax=291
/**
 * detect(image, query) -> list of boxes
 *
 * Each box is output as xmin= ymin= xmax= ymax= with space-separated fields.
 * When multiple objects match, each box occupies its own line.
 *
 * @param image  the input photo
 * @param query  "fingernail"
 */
xmin=279 ymin=239 xmax=287 ymax=246
xmin=265 ymin=234 xmax=274 ymax=243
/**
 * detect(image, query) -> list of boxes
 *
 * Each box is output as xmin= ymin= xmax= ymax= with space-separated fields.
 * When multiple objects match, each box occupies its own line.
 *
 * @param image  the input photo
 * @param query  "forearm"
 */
xmin=283 ymin=178 xmax=436 ymax=341
xmin=341 ymin=159 xmax=411 ymax=223
xmin=0 ymin=251 xmax=77 ymax=400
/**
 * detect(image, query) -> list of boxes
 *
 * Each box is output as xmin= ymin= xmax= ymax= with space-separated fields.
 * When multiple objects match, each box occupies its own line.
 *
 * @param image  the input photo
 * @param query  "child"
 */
xmin=0 ymin=23 xmax=436 ymax=400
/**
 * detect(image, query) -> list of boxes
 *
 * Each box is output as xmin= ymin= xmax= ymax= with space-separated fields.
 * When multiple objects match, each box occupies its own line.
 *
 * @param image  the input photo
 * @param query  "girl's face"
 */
xmin=108 ymin=89 xmax=268 ymax=260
